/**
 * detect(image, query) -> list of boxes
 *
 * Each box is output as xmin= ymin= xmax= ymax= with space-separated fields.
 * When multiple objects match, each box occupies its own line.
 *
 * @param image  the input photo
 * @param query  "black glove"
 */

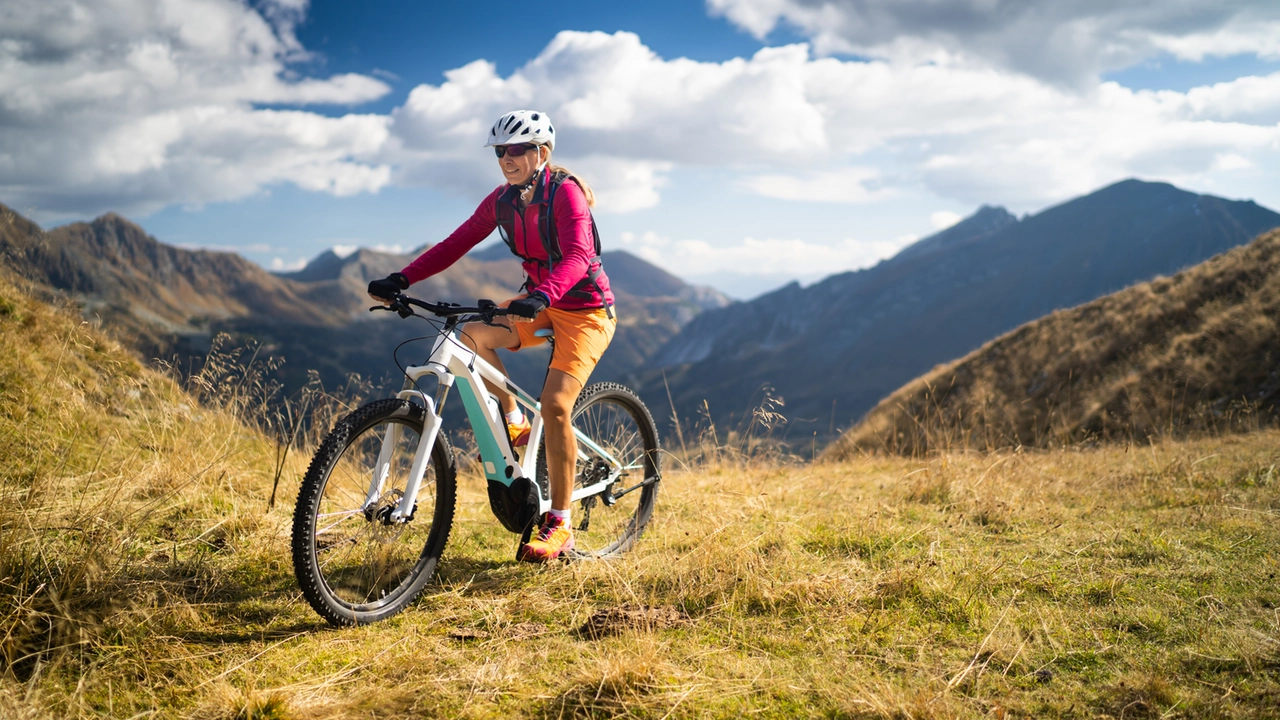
xmin=368 ymin=272 xmax=408 ymax=300
xmin=507 ymin=293 xmax=549 ymax=319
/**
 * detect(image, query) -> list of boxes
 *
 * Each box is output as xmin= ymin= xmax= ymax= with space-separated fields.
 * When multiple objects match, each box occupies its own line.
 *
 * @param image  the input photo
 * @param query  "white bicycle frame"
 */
xmin=362 ymin=325 xmax=628 ymax=523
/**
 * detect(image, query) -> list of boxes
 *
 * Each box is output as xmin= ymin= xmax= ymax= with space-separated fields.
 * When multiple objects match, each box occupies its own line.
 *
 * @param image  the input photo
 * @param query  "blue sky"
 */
xmin=3 ymin=0 xmax=1279 ymax=298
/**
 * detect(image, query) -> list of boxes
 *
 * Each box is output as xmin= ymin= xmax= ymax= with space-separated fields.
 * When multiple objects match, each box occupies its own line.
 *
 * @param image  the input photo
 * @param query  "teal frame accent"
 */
xmin=454 ymin=376 xmax=511 ymax=485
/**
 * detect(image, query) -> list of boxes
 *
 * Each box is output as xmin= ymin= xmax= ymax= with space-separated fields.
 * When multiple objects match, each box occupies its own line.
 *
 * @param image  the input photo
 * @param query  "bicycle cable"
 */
xmin=391 ymin=313 xmax=446 ymax=395
xmin=384 ymin=297 xmax=515 ymax=396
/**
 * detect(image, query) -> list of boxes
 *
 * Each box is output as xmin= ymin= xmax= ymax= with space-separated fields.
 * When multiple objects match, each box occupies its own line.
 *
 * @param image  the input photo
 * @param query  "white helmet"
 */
xmin=485 ymin=110 xmax=555 ymax=151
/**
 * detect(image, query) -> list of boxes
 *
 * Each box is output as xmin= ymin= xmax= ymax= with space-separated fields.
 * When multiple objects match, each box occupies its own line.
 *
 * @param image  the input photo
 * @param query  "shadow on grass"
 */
xmin=434 ymin=556 xmax=533 ymax=595
xmin=176 ymin=621 xmax=330 ymax=646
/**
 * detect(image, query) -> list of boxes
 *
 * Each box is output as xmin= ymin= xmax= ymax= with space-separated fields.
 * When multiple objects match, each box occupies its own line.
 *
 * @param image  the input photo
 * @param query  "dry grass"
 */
xmin=828 ymin=228 xmax=1280 ymax=458
xmin=4 ymin=272 xmax=1280 ymax=718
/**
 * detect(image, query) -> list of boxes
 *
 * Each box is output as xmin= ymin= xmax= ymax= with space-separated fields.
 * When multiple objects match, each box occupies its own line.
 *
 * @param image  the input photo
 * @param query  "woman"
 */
xmin=367 ymin=109 xmax=616 ymax=563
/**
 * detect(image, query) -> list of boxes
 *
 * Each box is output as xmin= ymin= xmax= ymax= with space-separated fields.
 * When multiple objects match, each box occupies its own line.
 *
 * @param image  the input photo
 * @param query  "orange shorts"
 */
xmin=511 ymin=306 xmax=616 ymax=386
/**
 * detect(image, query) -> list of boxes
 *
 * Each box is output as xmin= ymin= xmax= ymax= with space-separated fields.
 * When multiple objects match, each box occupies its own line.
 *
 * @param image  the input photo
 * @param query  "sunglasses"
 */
xmin=494 ymin=143 xmax=538 ymax=159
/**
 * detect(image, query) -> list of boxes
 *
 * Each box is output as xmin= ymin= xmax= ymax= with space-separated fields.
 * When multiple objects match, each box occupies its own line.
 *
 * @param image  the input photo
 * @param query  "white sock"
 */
xmin=548 ymin=507 xmax=571 ymax=526
xmin=506 ymin=409 xmax=524 ymax=424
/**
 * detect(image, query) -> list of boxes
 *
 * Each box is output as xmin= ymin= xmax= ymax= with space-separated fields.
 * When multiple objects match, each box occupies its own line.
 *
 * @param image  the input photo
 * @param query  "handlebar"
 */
xmin=369 ymin=294 xmax=510 ymax=325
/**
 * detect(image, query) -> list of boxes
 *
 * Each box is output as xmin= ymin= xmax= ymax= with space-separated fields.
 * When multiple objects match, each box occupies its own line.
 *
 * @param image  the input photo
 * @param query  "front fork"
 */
xmin=361 ymin=389 xmax=446 ymax=523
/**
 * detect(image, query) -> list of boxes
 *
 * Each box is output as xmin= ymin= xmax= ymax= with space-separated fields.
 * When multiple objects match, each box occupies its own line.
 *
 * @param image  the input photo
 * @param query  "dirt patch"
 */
xmin=578 ymin=605 xmax=689 ymax=639
xmin=505 ymin=621 xmax=549 ymax=640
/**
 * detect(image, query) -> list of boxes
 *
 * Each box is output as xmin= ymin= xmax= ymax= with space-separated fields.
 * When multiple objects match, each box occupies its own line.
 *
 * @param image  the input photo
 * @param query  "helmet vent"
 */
xmin=485 ymin=110 xmax=555 ymax=151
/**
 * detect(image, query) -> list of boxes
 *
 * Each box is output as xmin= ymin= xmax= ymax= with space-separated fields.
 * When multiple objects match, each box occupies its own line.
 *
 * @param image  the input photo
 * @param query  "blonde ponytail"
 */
xmin=545 ymin=162 xmax=596 ymax=208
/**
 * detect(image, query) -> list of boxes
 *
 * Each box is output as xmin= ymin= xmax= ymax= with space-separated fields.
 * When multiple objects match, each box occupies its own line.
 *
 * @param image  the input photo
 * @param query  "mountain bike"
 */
xmin=290 ymin=295 xmax=662 ymax=626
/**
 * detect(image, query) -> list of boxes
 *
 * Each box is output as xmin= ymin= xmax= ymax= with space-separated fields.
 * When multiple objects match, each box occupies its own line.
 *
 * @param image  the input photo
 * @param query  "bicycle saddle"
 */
xmin=533 ymin=329 xmax=555 ymax=338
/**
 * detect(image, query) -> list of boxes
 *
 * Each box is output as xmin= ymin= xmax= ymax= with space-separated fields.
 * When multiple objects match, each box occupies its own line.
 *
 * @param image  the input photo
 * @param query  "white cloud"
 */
xmin=706 ymin=0 xmax=1280 ymax=85
xmin=332 ymin=242 xmax=404 ymax=257
xmin=3 ymin=4 xmax=1279 ymax=243
xmin=0 ymin=0 xmax=392 ymax=221
xmin=930 ymin=211 xmax=963 ymax=230
xmin=743 ymin=167 xmax=895 ymax=204
xmin=620 ymin=230 xmax=917 ymax=277
xmin=385 ymin=30 xmax=1280 ymax=213
xmin=270 ymin=256 xmax=307 ymax=271
xmin=551 ymin=156 xmax=673 ymax=214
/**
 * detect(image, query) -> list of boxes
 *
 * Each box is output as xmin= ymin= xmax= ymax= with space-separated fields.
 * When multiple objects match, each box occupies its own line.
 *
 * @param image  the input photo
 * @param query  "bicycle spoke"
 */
xmin=316 ymin=508 xmax=364 ymax=520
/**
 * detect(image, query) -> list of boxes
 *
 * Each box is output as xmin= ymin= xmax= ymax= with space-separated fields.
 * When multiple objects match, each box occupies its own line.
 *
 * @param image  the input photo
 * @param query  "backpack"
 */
xmin=495 ymin=170 xmax=612 ymax=318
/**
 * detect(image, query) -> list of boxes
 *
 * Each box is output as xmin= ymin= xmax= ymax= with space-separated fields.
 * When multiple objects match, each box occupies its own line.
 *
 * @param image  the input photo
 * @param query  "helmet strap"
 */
xmin=514 ymin=149 xmax=549 ymax=194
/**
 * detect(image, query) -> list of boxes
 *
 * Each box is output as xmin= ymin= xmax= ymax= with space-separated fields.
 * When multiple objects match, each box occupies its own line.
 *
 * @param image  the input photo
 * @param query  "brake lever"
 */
xmin=476 ymin=298 xmax=503 ymax=325
xmin=367 ymin=301 xmax=413 ymax=318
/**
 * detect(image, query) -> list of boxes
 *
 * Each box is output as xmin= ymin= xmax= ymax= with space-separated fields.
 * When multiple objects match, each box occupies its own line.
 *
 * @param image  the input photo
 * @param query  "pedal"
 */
xmin=578 ymin=496 xmax=595 ymax=532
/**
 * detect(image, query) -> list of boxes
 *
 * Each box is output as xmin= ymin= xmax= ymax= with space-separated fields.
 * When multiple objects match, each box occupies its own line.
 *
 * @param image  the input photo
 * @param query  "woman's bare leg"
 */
xmin=461 ymin=319 xmax=583 ymax=511
xmin=460 ymin=321 xmax=521 ymax=415
xmin=539 ymin=369 xmax=583 ymax=512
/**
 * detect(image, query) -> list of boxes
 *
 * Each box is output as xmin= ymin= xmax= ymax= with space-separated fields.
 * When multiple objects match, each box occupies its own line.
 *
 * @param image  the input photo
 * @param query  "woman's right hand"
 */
xmin=368 ymin=273 xmax=409 ymax=304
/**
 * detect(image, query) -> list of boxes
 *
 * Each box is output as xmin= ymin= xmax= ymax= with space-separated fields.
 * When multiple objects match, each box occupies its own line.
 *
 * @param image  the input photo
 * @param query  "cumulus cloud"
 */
xmin=3 ymin=3 xmax=1279 ymax=245
xmin=930 ymin=211 xmax=963 ymax=230
xmin=0 ymin=0 xmax=392 ymax=221
xmin=621 ymin=230 xmax=918 ymax=277
xmin=707 ymin=0 xmax=1280 ymax=85
xmin=388 ymin=30 xmax=1280 ymax=211
xmin=743 ymin=167 xmax=896 ymax=204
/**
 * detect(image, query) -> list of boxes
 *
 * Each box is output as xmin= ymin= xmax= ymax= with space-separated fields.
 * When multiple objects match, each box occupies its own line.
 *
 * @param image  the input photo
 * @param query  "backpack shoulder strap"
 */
xmin=494 ymin=192 xmax=519 ymax=258
xmin=544 ymin=173 xmax=612 ymax=318
xmin=539 ymin=170 xmax=572 ymax=266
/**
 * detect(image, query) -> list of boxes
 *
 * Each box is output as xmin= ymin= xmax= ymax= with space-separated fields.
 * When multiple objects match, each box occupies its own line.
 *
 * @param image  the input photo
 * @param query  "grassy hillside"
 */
xmin=827 ymin=228 xmax=1280 ymax=458
xmin=0 ymin=268 xmax=305 ymax=707
xmin=4 ymin=269 xmax=1280 ymax=718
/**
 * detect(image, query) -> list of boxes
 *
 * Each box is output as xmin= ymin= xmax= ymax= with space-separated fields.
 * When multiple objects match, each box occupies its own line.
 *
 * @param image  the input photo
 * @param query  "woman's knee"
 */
xmin=463 ymin=322 xmax=513 ymax=351
xmin=541 ymin=395 xmax=573 ymax=425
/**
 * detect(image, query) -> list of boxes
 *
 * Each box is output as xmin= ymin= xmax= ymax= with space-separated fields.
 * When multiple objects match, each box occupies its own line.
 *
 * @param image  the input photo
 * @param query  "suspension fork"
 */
xmin=360 ymin=377 xmax=451 ymax=523
xmin=361 ymin=421 xmax=403 ymax=510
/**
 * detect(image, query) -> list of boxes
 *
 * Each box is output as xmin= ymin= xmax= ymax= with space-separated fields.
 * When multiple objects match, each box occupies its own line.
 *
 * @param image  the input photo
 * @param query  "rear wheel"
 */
xmin=538 ymin=383 xmax=661 ymax=558
xmin=291 ymin=398 xmax=456 ymax=626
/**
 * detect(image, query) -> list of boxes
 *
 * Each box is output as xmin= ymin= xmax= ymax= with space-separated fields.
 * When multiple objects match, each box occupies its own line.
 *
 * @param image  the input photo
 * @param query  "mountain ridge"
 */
xmin=0 ymin=203 xmax=730 ymax=394
xmin=826 ymin=226 xmax=1280 ymax=457
xmin=643 ymin=179 xmax=1280 ymax=440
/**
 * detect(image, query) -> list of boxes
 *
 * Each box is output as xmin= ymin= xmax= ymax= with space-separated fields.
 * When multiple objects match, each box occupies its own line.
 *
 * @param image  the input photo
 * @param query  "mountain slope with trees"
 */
xmin=0 ymin=204 xmax=728 ymax=393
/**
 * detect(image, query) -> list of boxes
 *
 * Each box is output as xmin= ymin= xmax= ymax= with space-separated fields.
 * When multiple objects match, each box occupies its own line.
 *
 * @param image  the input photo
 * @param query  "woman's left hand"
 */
xmin=506 ymin=294 xmax=548 ymax=323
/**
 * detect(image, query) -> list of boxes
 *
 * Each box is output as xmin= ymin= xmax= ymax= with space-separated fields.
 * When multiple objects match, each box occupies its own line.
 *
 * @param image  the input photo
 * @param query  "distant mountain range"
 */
xmin=827 ymin=225 xmax=1280 ymax=457
xmin=642 ymin=180 xmax=1280 ymax=439
xmin=0 ymin=203 xmax=729 ymax=395
xmin=5 ymin=178 xmax=1278 ymax=450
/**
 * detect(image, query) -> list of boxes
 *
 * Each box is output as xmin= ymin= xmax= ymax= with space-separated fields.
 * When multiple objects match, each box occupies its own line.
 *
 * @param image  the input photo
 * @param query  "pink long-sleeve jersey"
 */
xmin=400 ymin=168 xmax=614 ymax=311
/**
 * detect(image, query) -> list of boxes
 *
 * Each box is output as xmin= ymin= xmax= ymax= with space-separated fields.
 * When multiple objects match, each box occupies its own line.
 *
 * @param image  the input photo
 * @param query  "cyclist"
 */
xmin=368 ymin=110 xmax=616 ymax=563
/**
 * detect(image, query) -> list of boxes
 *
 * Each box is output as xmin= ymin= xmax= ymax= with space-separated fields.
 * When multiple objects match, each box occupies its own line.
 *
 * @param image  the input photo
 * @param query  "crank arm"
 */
xmin=608 ymin=474 xmax=662 ymax=501
xmin=570 ymin=468 xmax=622 ymax=503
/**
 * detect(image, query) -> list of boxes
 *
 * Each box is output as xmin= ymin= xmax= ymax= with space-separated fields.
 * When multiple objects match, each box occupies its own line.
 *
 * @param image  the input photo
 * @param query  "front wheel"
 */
xmin=538 ymin=382 xmax=661 ymax=559
xmin=291 ymin=398 xmax=456 ymax=626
